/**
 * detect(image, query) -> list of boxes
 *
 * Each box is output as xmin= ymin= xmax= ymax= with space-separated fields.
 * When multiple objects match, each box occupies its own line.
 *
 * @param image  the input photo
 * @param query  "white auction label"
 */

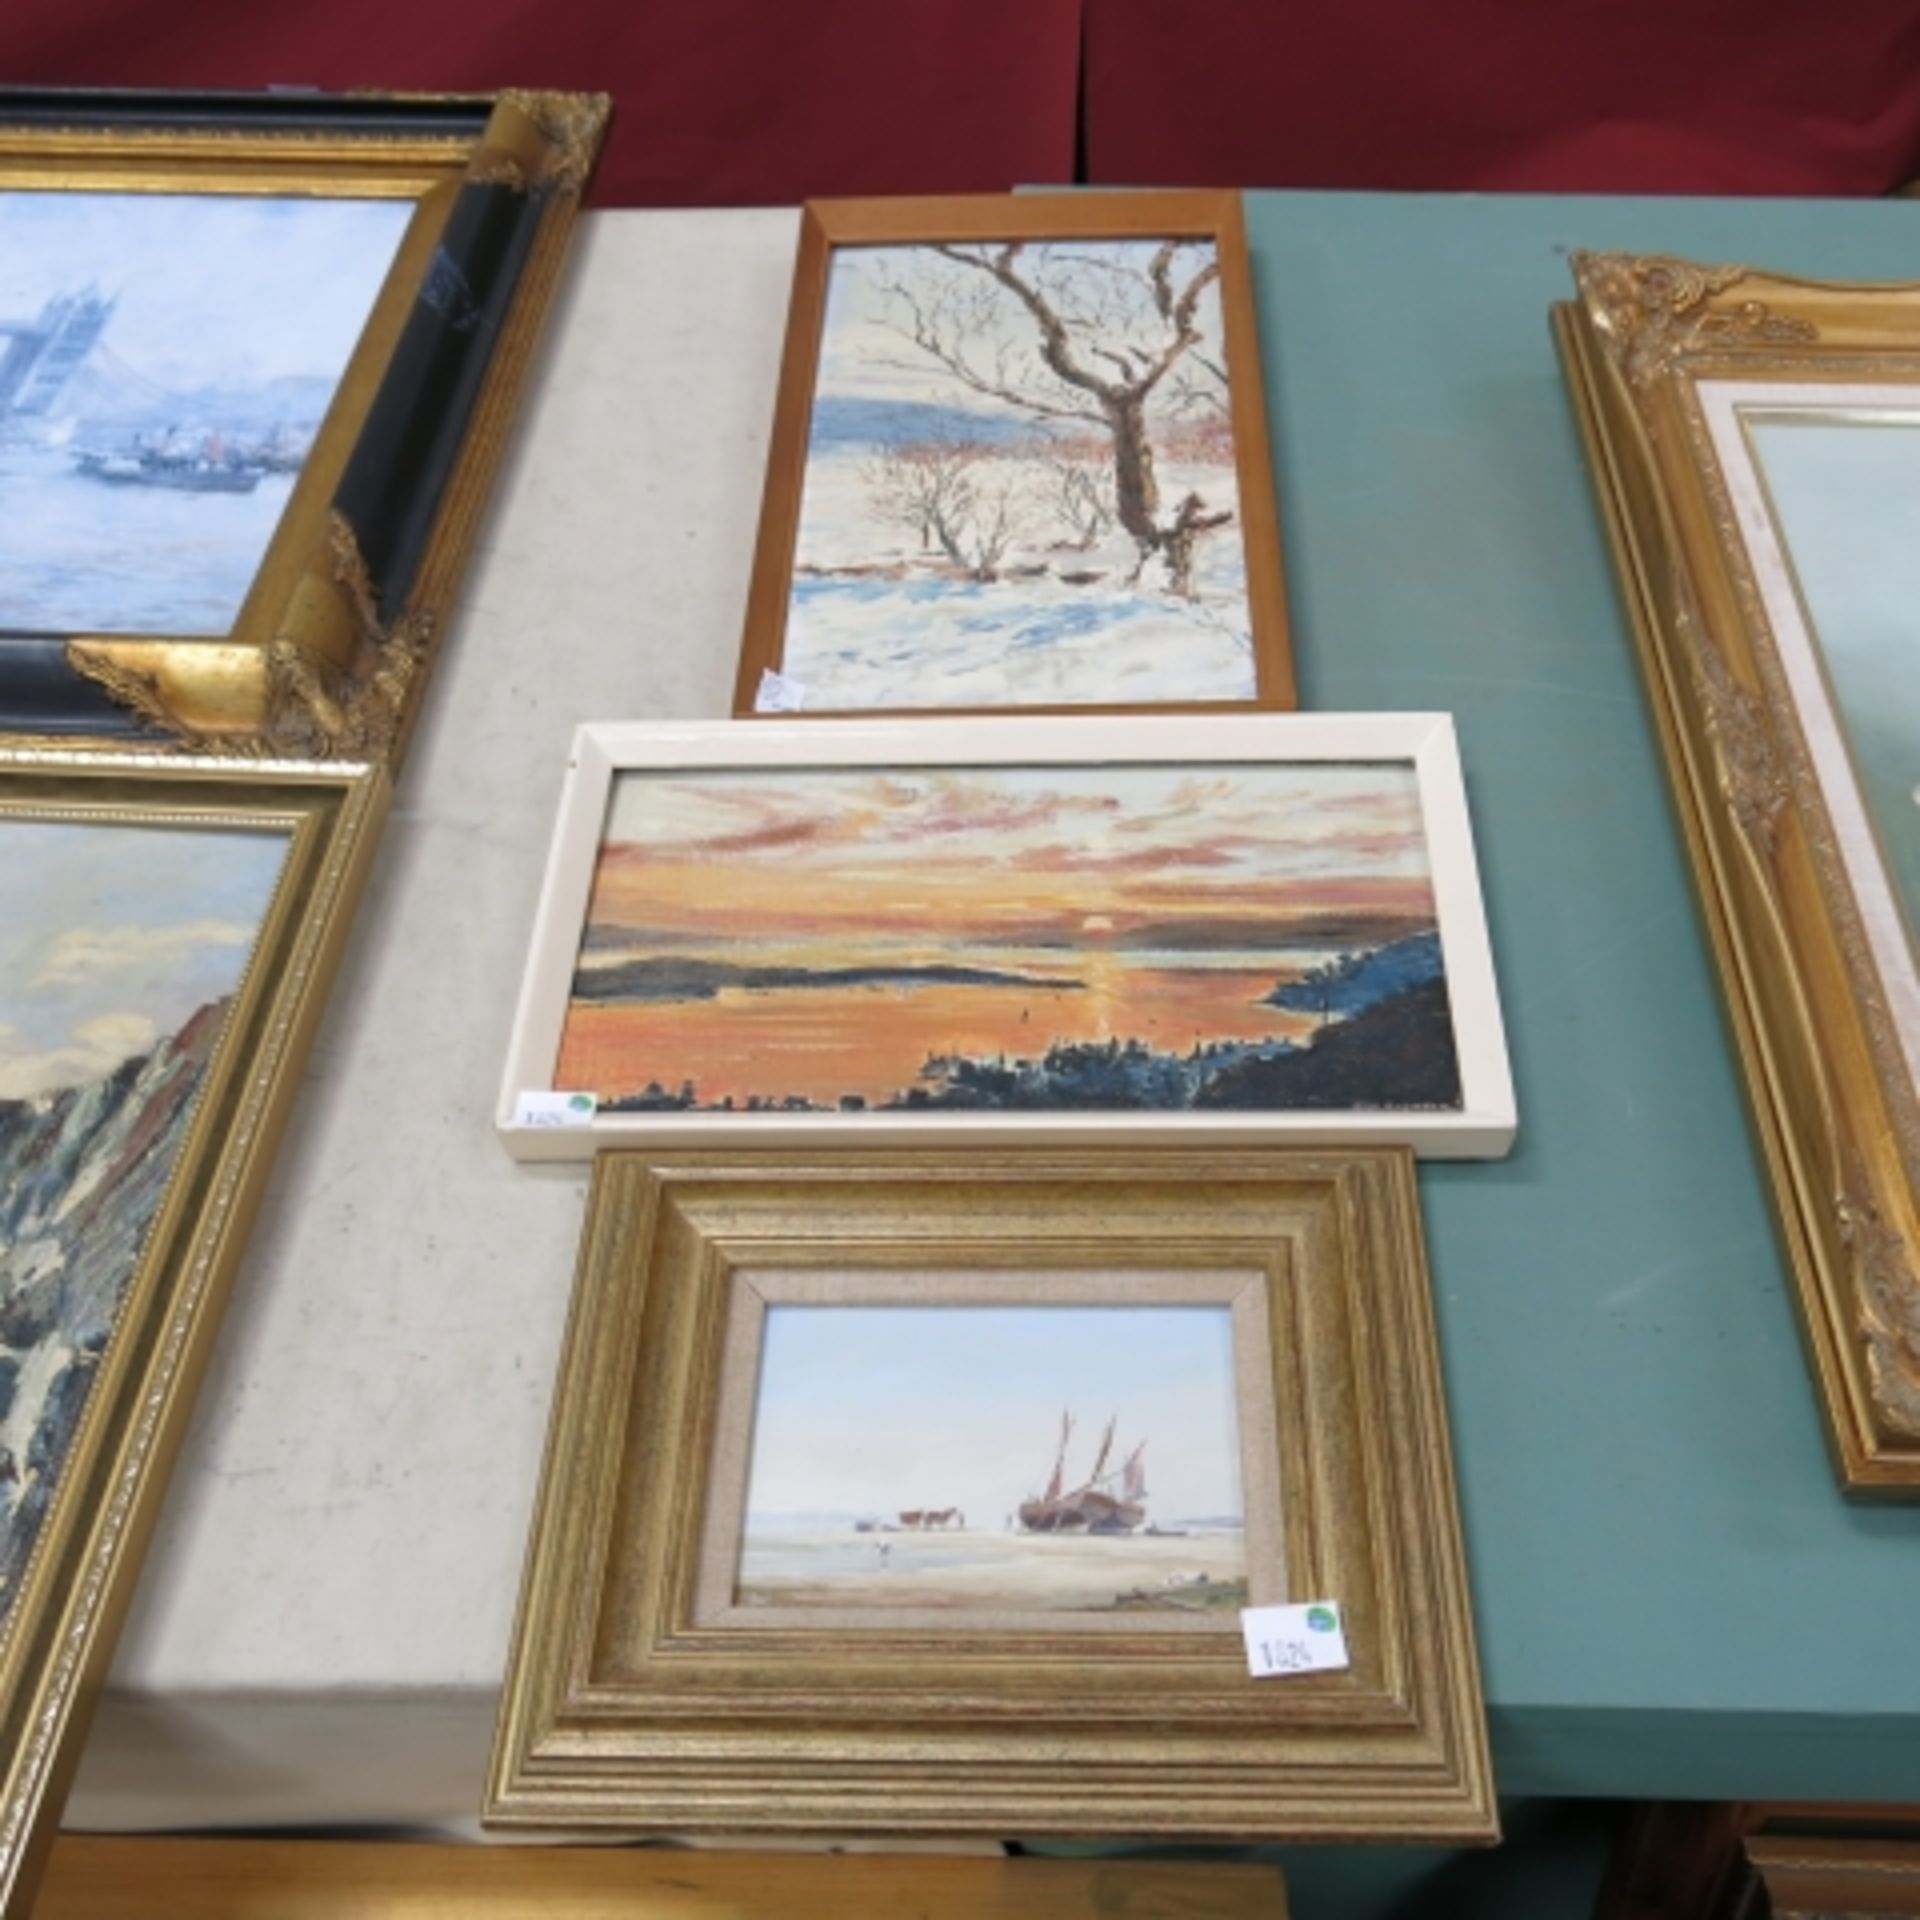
xmin=755 ymin=668 xmax=808 ymax=713
xmin=1241 ymin=1600 xmax=1350 ymax=1679
xmin=512 ymin=1089 xmax=599 ymax=1129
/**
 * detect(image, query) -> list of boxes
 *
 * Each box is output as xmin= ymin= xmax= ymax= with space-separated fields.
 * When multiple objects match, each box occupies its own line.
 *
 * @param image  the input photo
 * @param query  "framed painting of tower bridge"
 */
xmin=734 ymin=192 xmax=1295 ymax=718
xmin=496 ymin=714 xmax=1515 ymax=1159
xmin=486 ymin=1149 xmax=1496 ymax=1841
xmin=0 ymin=86 xmax=606 ymax=761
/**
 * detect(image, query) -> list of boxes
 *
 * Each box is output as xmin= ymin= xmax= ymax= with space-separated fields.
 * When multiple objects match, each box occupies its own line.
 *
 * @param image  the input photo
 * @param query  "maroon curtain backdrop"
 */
xmin=1084 ymin=0 xmax=1920 ymax=195
xmin=11 ymin=0 xmax=1920 ymax=201
xmin=2 ymin=0 xmax=1083 ymax=206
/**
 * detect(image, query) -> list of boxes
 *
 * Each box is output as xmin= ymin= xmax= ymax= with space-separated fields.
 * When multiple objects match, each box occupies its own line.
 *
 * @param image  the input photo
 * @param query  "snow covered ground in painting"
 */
xmin=772 ymin=442 xmax=1257 ymax=711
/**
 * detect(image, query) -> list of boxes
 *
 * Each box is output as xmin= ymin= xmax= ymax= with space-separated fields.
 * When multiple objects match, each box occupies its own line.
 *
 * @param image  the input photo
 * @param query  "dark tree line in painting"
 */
xmin=601 ymin=933 xmax=1460 ymax=1117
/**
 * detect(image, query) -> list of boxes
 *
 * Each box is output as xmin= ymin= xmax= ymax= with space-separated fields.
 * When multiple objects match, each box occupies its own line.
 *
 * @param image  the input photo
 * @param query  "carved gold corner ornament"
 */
xmin=1683 ymin=606 xmax=1789 ymax=856
xmin=1570 ymin=251 xmax=1820 ymax=388
xmin=65 ymin=517 xmax=431 ymax=763
xmin=259 ymin=515 xmax=435 ymax=762
xmin=472 ymin=90 xmax=612 ymax=194
xmin=1838 ymin=1180 xmax=1920 ymax=1440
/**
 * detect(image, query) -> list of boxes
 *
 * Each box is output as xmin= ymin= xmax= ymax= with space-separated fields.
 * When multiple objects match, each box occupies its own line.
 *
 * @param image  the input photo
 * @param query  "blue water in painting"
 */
xmin=0 ymin=190 xmax=410 ymax=634
xmin=0 ymin=444 xmax=298 ymax=634
xmin=807 ymin=394 xmax=1042 ymax=451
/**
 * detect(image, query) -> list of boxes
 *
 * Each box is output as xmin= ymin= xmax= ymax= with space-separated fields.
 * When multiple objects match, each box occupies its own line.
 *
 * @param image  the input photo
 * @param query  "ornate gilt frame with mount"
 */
xmin=1557 ymin=256 xmax=1920 ymax=1492
xmin=0 ymin=86 xmax=605 ymax=761
xmin=487 ymin=1148 xmax=1494 ymax=1844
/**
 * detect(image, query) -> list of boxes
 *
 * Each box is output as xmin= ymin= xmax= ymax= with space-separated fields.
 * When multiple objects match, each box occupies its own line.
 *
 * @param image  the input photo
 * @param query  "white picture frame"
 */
xmin=497 ymin=714 xmax=1514 ymax=1160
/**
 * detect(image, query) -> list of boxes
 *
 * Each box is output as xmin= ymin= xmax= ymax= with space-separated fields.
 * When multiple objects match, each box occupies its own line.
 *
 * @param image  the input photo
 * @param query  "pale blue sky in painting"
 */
xmin=813 ymin=238 xmax=1225 ymax=421
xmin=0 ymin=821 xmax=290 ymax=1100
xmin=1750 ymin=418 xmax=1920 ymax=938
xmin=0 ymin=190 xmax=411 ymax=390
xmin=741 ymin=1299 xmax=1245 ymax=1525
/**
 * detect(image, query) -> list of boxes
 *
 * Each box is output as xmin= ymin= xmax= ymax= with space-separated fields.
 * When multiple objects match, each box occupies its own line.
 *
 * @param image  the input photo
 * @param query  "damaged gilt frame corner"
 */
xmin=0 ymin=86 xmax=607 ymax=763
xmin=1557 ymin=252 xmax=1920 ymax=1492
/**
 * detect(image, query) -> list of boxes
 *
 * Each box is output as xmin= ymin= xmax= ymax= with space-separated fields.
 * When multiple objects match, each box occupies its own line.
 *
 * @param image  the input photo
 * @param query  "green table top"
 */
xmin=1244 ymin=187 xmax=1920 ymax=1802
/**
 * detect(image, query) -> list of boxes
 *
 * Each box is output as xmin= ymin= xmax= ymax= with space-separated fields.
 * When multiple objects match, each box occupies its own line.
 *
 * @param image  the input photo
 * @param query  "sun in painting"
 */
xmin=557 ymin=762 xmax=1463 ymax=1116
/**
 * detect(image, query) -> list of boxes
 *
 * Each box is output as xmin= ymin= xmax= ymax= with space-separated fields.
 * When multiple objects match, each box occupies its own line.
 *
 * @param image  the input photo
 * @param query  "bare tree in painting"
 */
xmin=863 ymin=436 xmax=1027 ymax=583
xmin=1169 ymin=349 xmax=1231 ymax=423
xmin=1042 ymin=435 xmax=1116 ymax=552
xmin=1294 ymin=951 xmax=1367 ymax=1029
xmin=871 ymin=242 xmax=1233 ymax=597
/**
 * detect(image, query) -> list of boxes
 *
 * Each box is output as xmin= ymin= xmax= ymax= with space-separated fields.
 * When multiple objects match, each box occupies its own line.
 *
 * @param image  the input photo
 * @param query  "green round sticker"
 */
xmin=1306 ymin=1605 xmax=1337 ymax=1633
xmin=567 ymin=1093 xmax=595 ymax=1112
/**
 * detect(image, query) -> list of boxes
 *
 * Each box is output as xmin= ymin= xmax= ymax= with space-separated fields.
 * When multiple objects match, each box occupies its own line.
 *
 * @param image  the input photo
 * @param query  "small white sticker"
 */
xmin=755 ymin=668 xmax=808 ymax=713
xmin=513 ymin=1089 xmax=599 ymax=1129
xmin=1241 ymin=1600 xmax=1350 ymax=1679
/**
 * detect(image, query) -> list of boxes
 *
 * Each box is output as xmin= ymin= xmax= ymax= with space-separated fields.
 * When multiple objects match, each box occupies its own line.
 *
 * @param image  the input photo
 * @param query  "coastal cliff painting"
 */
xmin=769 ymin=236 xmax=1258 ymax=710
xmin=0 ymin=189 xmax=411 ymax=634
xmin=0 ymin=818 xmax=289 ymax=1616
xmin=731 ymin=1300 xmax=1248 ymax=1615
xmin=555 ymin=761 xmax=1463 ymax=1115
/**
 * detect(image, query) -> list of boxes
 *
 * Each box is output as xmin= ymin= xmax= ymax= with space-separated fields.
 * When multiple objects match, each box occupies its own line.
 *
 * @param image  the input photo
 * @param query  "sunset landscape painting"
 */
xmin=554 ymin=761 xmax=1462 ymax=1115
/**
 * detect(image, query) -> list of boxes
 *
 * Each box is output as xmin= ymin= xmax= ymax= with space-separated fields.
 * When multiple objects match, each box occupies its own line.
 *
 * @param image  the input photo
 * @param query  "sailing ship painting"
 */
xmin=732 ymin=1299 xmax=1250 ymax=1615
xmin=0 ymin=189 xmax=411 ymax=633
xmin=1019 ymin=1412 xmax=1149 ymax=1534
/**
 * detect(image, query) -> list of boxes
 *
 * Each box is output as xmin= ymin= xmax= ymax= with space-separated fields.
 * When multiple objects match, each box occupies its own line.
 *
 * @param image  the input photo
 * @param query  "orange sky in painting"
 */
xmin=556 ymin=763 xmax=1444 ymax=1106
xmin=582 ymin=764 xmax=1437 ymax=953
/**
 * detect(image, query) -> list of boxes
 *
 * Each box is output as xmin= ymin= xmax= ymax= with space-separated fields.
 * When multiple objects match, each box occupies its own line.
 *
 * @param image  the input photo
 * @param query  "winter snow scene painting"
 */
xmin=772 ymin=238 xmax=1258 ymax=710
xmin=0 ymin=820 xmax=289 ymax=1616
xmin=0 ymin=190 xmax=411 ymax=634
xmin=557 ymin=761 xmax=1463 ymax=1116
xmin=734 ymin=1301 xmax=1249 ymax=1614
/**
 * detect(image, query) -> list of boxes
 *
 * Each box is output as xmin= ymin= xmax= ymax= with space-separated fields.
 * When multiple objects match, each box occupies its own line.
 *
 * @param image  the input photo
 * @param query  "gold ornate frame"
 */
xmin=0 ymin=747 xmax=388 ymax=1914
xmin=487 ymin=1149 xmax=1493 ymax=1843
xmin=734 ymin=191 xmax=1296 ymax=717
xmin=1556 ymin=256 xmax=1920 ymax=1491
xmin=0 ymin=88 xmax=605 ymax=761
